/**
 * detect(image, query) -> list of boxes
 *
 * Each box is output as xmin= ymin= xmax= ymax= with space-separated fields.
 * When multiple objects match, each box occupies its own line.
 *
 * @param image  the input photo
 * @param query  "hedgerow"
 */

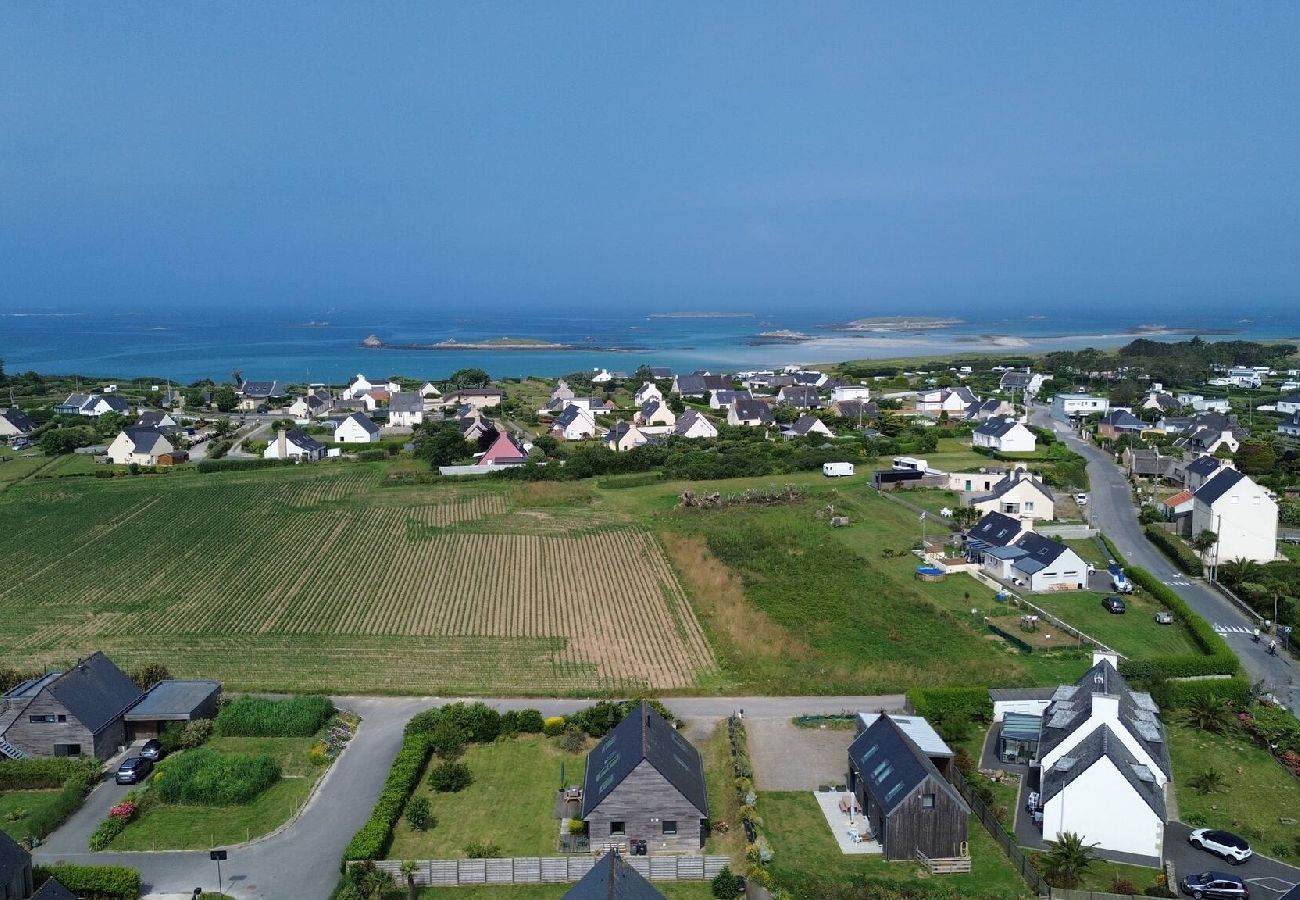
xmin=343 ymin=731 xmax=433 ymax=860
xmin=155 ymin=749 xmax=281 ymax=805
xmin=1167 ymin=676 xmax=1251 ymax=709
xmin=216 ymin=695 xmax=335 ymax=737
xmin=197 ymin=456 xmax=296 ymax=473
xmin=0 ymin=758 xmax=99 ymax=839
xmin=1143 ymin=525 xmax=1203 ymax=575
xmin=33 ymin=864 xmax=141 ymax=900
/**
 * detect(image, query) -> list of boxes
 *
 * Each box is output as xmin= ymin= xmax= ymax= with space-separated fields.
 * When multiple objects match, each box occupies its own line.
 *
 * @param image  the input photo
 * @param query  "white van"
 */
xmin=823 ymin=462 xmax=855 ymax=477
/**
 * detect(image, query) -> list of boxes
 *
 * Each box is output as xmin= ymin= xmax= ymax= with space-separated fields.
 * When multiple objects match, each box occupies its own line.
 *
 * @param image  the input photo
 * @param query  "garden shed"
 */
xmin=124 ymin=679 xmax=221 ymax=740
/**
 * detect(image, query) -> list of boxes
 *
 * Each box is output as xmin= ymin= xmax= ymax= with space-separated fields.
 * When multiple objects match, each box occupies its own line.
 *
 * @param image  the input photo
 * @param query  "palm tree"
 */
xmin=1042 ymin=831 xmax=1099 ymax=889
xmin=400 ymin=860 xmax=418 ymax=900
xmin=1180 ymin=694 xmax=1234 ymax=734
xmin=1219 ymin=557 xmax=1260 ymax=589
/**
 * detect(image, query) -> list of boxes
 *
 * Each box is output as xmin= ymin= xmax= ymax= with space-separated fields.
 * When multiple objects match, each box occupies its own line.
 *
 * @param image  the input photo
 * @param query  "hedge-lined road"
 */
xmin=1031 ymin=406 xmax=1297 ymax=713
xmin=34 ymin=695 xmax=902 ymax=899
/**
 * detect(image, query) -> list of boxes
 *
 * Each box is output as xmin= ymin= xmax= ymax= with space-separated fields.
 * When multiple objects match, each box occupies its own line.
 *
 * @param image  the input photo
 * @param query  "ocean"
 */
xmin=2 ymin=304 xmax=1296 ymax=385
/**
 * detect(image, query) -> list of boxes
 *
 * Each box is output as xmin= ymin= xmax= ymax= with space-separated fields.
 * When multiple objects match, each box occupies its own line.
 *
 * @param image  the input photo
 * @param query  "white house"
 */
xmin=633 ymin=382 xmax=663 ymax=406
xmin=916 ymin=387 xmax=977 ymax=416
xmin=419 ymin=382 xmax=442 ymax=399
xmin=1226 ymin=366 xmax=1262 ymax=389
xmin=1050 ymin=393 xmax=1109 ymax=422
xmin=264 ymin=428 xmax=327 ymax=461
xmin=782 ymin=415 xmax=834 ymax=439
xmin=335 ymin=412 xmax=381 ymax=444
xmin=967 ymin=469 xmax=1055 ymax=522
xmin=1279 ymin=411 xmax=1300 ymax=439
xmin=605 ymin=421 xmax=648 ymax=452
xmin=1176 ymin=394 xmax=1230 ymax=414
xmin=552 ymin=405 xmax=599 ymax=440
xmin=831 ymin=385 xmax=871 ymax=403
xmin=287 ymin=390 xmax=332 ymax=420
xmin=991 ymin=532 xmax=1089 ymax=591
xmin=1277 ymin=394 xmax=1300 ymax=416
xmin=343 ymin=374 xmax=401 ymax=400
xmin=106 ymin=427 xmax=175 ymax=465
xmin=591 ymin=369 xmax=614 ymax=385
xmin=0 ymin=408 xmax=35 ymax=438
xmin=972 ymin=418 xmax=1036 ymax=453
xmin=1037 ymin=653 xmax=1169 ymax=861
xmin=388 ymin=393 xmax=425 ymax=428
xmin=673 ymin=409 xmax=718 ymax=440
xmin=727 ymin=398 xmax=773 ymax=427
xmin=709 ymin=390 xmax=752 ymax=410
xmin=635 ymin=399 xmax=676 ymax=428
xmin=56 ymin=393 xmax=132 ymax=418
xmin=1191 ymin=467 xmax=1278 ymax=565
xmin=999 ymin=370 xmax=1045 ymax=398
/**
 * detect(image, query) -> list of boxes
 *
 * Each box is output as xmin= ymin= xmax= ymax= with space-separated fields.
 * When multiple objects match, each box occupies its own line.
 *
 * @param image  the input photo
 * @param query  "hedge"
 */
xmin=33 ymin=864 xmax=140 ymax=900
xmin=197 ymin=457 xmax=297 ymax=474
xmin=155 ymin=749 xmax=281 ymax=805
xmin=343 ymin=732 xmax=433 ymax=860
xmin=1167 ymin=676 xmax=1251 ymax=710
xmin=0 ymin=757 xmax=98 ymax=790
xmin=1117 ymin=565 xmax=1238 ymax=679
xmin=216 ymin=695 xmax=335 ymax=737
xmin=1144 ymin=525 xmax=1203 ymax=576
xmin=905 ymin=687 xmax=992 ymax=724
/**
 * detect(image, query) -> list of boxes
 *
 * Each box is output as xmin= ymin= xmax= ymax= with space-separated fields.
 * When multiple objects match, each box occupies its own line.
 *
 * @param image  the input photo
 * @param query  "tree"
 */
xmin=1042 ymin=831 xmax=1098 ymax=889
xmin=212 ymin=417 xmax=235 ymax=437
xmin=214 ymin=385 xmax=238 ymax=413
xmin=711 ymin=865 xmax=744 ymax=899
xmin=1219 ymin=557 xmax=1261 ymax=590
xmin=1235 ymin=439 xmax=1277 ymax=477
xmin=128 ymin=663 xmax=171 ymax=691
xmin=952 ymin=506 xmax=980 ymax=529
xmin=1109 ymin=379 xmax=1143 ymax=409
xmin=39 ymin=424 xmax=97 ymax=455
xmin=95 ymin=411 xmax=130 ymax=440
xmin=446 ymin=368 xmax=491 ymax=390
xmin=1180 ymin=695 xmax=1234 ymax=734
xmin=414 ymin=422 xmax=471 ymax=468
xmin=1192 ymin=529 xmax=1219 ymax=568
xmin=400 ymin=860 xmax=418 ymax=900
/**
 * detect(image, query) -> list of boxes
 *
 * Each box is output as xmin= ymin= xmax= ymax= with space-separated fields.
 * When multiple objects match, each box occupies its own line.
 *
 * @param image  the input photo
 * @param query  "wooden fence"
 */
xmin=359 ymin=855 xmax=730 ymax=887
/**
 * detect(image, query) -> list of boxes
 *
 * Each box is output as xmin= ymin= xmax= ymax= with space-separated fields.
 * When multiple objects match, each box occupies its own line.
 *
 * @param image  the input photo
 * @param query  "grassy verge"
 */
xmin=415 ymin=885 xmax=715 ymax=899
xmin=0 ymin=789 xmax=62 ymax=841
xmin=699 ymin=722 xmax=745 ymax=861
xmin=1025 ymin=850 xmax=1163 ymax=894
xmin=387 ymin=734 xmax=587 ymax=860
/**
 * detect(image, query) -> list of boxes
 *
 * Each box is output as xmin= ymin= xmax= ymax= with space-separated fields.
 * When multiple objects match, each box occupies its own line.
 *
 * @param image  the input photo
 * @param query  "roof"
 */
xmin=731 ymin=397 xmax=773 ymax=423
xmin=847 ymin=716 xmax=968 ymax=817
xmin=649 ymin=367 xmax=673 ymax=378
xmin=581 ymin=701 xmax=707 ymax=819
xmin=1163 ymin=489 xmax=1193 ymax=509
xmin=124 ymin=680 xmax=221 ymax=722
xmin=563 ymin=852 xmax=664 ymax=900
xmin=966 ymin=511 xmax=1023 ymax=548
xmin=480 ymin=432 xmax=528 ymax=464
xmin=673 ymin=409 xmax=711 ymax=432
xmin=1001 ymin=371 xmax=1033 ymax=388
xmin=856 ymin=713 xmax=953 ymax=758
xmin=389 ymin=393 xmax=424 ymax=412
xmin=1011 ymin=532 xmax=1071 ymax=570
xmin=59 ymin=392 xmax=91 ymax=409
xmin=1001 ymin=712 xmax=1043 ymax=742
xmin=973 ymin=472 xmax=1054 ymax=505
xmin=122 ymin=426 xmax=172 ymax=455
xmin=1186 ymin=456 xmax=1223 ymax=478
xmin=985 ymin=545 xmax=1028 ymax=560
xmin=239 ymin=380 xmax=282 ymax=397
xmin=284 ymin=428 xmax=327 ymax=452
xmin=0 ymin=830 xmax=29 ymax=884
xmin=778 ymin=385 xmax=822 ymax=405
xmin=1101 ymin=409 xmax=1144 ymax=430
xmin=1040 ymin=723 xmax=1165 ymax=819
xmin=0 ymin=407 xmax=36 ymax=431
xmin=1194 ymin=467 xmax=1246 ymax=506
xmin=47 ymin=652 xmax=143 ymax=735
xmin=340 ymin=412 xmax=380 ymax=434
xmin=98 ymin=395 xmax=131 ymax=413
xmin=31 ymin=877 xmax=78 ymax=900
xmin=974 ymin=417 xmax=1024 ymax=438
xmin=785 ymin=414 xmax=826 ymax=436
xmin=555 ymin=405 xmax=595 ymax=428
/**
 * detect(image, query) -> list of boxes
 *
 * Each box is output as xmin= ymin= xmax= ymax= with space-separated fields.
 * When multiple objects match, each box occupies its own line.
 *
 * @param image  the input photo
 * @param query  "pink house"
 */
xmin=479 ymin=432 xmax=528 ymax=466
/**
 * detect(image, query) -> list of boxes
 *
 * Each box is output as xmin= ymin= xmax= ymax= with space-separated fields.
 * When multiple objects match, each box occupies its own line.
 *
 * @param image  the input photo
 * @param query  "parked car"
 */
xmin=1155 ymin=610 xmax=1175 ymax=625
xmin=115 ymin=756 xmax=153 ymax=785
xmin=139 ymin=739 xmax=164 ymax=761
xmin=1188 ymin=828 xmax=1253 ymax=864
xmin=1102 ymin=595 xmax=1127 ymax=614
xmin=1075 ymin=493 xmax=1088 ymax=505
xmin=1179 ymin=870 xmax=1248 ymax=899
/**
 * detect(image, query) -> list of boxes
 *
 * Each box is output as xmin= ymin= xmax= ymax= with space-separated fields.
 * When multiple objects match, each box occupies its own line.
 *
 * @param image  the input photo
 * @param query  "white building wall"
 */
xmin=1039 ymin=697 xmax=1166 ymax=784
xmin=1041 ymin=761 xmax=1163 ymax=858
xmin=996 ymin=425 xmax=1037 ymax=453
xmin=335 ymin=420 xmax=380 ymax=443
xmin=1193 ymin=489 xmax=1279 ymax=566
xmin=992 ymin=699 xmax=1050 ymax=722
xmin=1026 ymin=548 xmax=1088 ymax=591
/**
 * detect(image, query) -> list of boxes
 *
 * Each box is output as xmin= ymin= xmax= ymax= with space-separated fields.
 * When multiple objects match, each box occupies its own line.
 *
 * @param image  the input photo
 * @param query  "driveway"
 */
xmin=747 ymin=719 xmax=857 ymax=791
xmin=39 ymin=745 xmax=148 ymax=857
xmin=1030 ymin=405 xmax=1298 ymax=712
xmin=1165 ymin=822 xmax=1300 ymax=896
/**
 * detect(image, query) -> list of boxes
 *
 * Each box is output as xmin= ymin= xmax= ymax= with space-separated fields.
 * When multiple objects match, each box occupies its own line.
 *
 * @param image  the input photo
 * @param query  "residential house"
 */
xmin=1225 ymin=366 xmax=1262 ymax=388
xmin=999 ymin=370 xmax=1045 ymax=397
xmin=775 ymin=385 xmax=825 ymax=409
xmin=55 ymin=393 xmax=131 ymax=418
xmin=478 ymin=432 xmax=528 ymax=466
xmin=964 ymin=510 xmax=1026 ymax=554
xmin=1124 ymin=448 xmax=1178 ymax=483
xmin=122 ymin=680 xmax=220 ymax=742
xmin=916 ymin=386 xmax=977 ymax=416
xmin=846 ymin=714 xmax=969 ymax=860
xmin=964 ymin=398 xmax=1014 ymax=421
xmin=635 ymin=400 xmax=675 ymax=428
xmin=967 ymin=468 xmax=1055 ymax=522
xmin=334 ymin=412 xmax=381 ymax=443
xmin=1175 ymin=412 xmax=1247 ymax=455
xmin=1184 ymin=455 xmax=1227 ymax=491
xmin=972 ymin=418 xmax=1036 ymax=453
xmin=946 ymin=468 xmax=1010 ymax=494
xmin=1191 ymin=467 xmax=1278 ymax=565
xmin=459 ymin=413 xmax=496 ymax=443
xmin=549 ymin=379 xmax=575 ymax=404
xmin=1036 ymin=653 xmax=1170 ymax=860
xmin=419 ymin=382 xmax=442 ymax=399
xmin=0 ymin=652 xmax=143 ymax=759
xmin=606 ymin=421 xmax=648 ymax=453
xmin=591 ymin=369 xmax=615 ymax=384
xmin=287 ymin=389 xmax=332 ymax=420
xmin=1162 ymin=489 xmax=1194 ymax=530
xmin=831 ymin=385 xmax=871 ymax=403
xmin=672 ymin=410 xmax=717 ymax=440
xmin=237 ymin=381 xmax=282 ymax=412
xmin=552 ymin=405 xmax=599 ymax=441
xmin=135 ymin=410 xmax=178 ymax=432
xmin=1097 ymin=409 xmax=1145 ymax=438
xmin=648 ymin=367 xmax=673 ymax=380
xmin=832 ymin=399 xmax=880 ymax=422
xmin=0 ymin=408 xmax=36 ymax=439
xmin=567 ymin=397 xmax=617 ymax=416
xmin=1279 ymin=411 xmax=1300 ymax=439
xmin=0 ymin=832 xmax=32 ymax=900
xmin=1000 ymin=532 xmax=1089 ymax=591
xmin=1142 ymin=391 xmax=1181 ymax=415
xmin=106 ymin=427 xmax=175 ymax=466
xmin=580 ymin=702 xmax=708 ymax=853
xmin=563 ymin=850 xmax=663 ymax=900
xmin=343 ymin=374 xmax=400 ymax=399
xmin=264 ymin=428 xmax=327 ymax=461
xmin=633 ymin=382 xmax=662 ymax=406
xmin=708 ymin=389 xmax=752 ymax=410
xmin=1050 ymin=393 xmax=1109 ymax=422
xmin=388 ymin=392 xmax=425 ymax=428
xmin=1277 ymin=395 xmax=1300 ymax=416
xmin=441 ymin=388 xmax=504 ymax=409
xmin=727 ymin=398 xmax=773 ymax=427
xmin=671 ymin=373 xmax=732 ymax=398
xmin=782 ymin=415 xmax=833 ymax=439
xmin=1176 ymin=394 xmax=1230 ymax=414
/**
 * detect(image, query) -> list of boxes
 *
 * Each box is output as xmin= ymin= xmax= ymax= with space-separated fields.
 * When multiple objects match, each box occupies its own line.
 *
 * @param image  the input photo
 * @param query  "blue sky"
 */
xmin=1 ymin=3 xmax=1297 ymax=317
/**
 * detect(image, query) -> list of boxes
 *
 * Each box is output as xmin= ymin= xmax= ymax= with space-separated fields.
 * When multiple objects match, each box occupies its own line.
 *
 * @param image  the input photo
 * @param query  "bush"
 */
xmin=154 ymin=749 xmax=281 ymax=805
xmin=196 ymin=456 xmax=295 ymax=473
xmin=542 ymin=716 xmax=566 ymax=736
xmin=427 ymin=720 xmax=469 ymax=760
xmin=33 ymin=864 xmax=141 ymax=900
xmin=427 ymin=760 xmax=473 ymax=793
xmin=88 ymin=814 xmax=130 ymax=851
xmin=906 ymin=687 xmax=992 ymax=725
xmin=501 ymin=708 xmax=545 ymax=734
xmin=127 ymin=662 xmax=170 ymax=691
xmin=357 ymin=449 xmax=387 ymax=462
xmin=464 ymin=840 xmax=501 ymax=858
xmin=1144 ymin=525 xmax=1203 ymax=575
xmin=180 ymin=718 xmax=214 ymax=748
xmin=438 ymin=702 xmax=501 ymax=744
xmin=216 ymin=695 xmax=334 ymax=737
xmin=557 ymin=727 xmax=586 ymax=753
xmin=1167 ymin=677 xmax=1251 ymax=710
xmin=404 ymin=795 xmax=435 ymax=831
xmin=568 ymin=698 xmax=677 ymax=737
xmin=0 ymin=757 xmax=99 ymax=790
xmin=344 ymin=732 xmax=433 ymax=860
xmin=712 ymin=865 xmax=745 ymax=899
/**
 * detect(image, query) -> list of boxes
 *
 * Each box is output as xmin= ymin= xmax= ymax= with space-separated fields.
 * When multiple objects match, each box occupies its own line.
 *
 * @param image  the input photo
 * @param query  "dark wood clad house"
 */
xmin=0 ymin=832 xmax=33 ymax=900
xmin=0 ymin=651 xmax=143 ymax=759
xmin=581 ymin=702 xmax=708 ymax=854
xmin=563 ymin=851 xmax=664 ymax=900
xmin=847 ymin=715 xmax=969 ymax=861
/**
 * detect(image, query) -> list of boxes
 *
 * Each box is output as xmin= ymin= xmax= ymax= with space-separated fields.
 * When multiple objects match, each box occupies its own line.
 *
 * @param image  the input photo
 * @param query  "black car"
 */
xmin=115 ymin=756 xmax=153 ymax=785
xmin=139 ymin=739 xmax=164 ymax=761
xmin=1179 ymin=870 xmax=1248 ymax=899
xmin=1102 ymin=595 xmax=1127 ymax=614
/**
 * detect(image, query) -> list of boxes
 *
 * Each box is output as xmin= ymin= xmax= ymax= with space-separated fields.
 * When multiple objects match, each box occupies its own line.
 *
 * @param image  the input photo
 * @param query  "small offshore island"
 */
xmin=361 ymin=334 xmax=638 ymax=352
xmin=646 ymin=311 xmax=754 ymax=319
xmin=749 ymin=329 xmax=815 ymax=345
xmin=831 ymin=315 xmax=963 ymax=332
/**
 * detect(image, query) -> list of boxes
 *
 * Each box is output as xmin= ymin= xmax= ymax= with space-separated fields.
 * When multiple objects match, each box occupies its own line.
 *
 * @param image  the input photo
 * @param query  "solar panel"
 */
xmin=884 ymin=781 xmax=905 ymax=804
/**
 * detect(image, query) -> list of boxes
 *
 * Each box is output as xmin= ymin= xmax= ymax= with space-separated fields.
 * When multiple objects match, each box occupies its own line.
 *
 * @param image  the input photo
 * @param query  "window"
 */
xmin=58 ymin=714 xmax=66 ymax=722
xmin=1024 ymin=501 xmax=1034 ymax=512
xmin=922 ymin=793 xmax=936 ymax=809
xmin=610 ymin=821 xmax=625 ymax=836
xmin=29 ymin=714 xmax=57 ymax=723
xmin=662 ymin=820 xmax=677 ymax=835
xmin=53 ymin=744 xmax=81 ymax=757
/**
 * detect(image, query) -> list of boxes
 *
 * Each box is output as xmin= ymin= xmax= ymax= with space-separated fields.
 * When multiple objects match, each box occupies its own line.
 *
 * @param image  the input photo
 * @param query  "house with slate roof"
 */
xmin=708 ymin=389 xmax=752 ymax=411
xmin=56 ymin=393 xmax=131 ymax=417
xmin=916 ymin=386 xmax=978 ymax=416
xmin=781 ymin=414 xmax=833 ymax=440
xmin=846 ymin=714 xmax=969 ymax=860
xmin=963 ymin=511 xmax=1025 ymax=559
xmin=1183 ymin=455 xmax=1226 ymax=491
xmin=0 ymin=831 xmax=33 ymax=900
xmin=1279 ymin=411 xmax=1300 ymax=440
xmin=1278 ymin=394 xmax=1300 ymax=416
xmin=963 ymin=398 xmax=1014 ymax=422
xmin=672 ymin=410 xmax=717 ymax=440
xmin=633 ymin=382 xmax=662 ymax=407
xmin=967 ymin=468 xmax=1055 ymax=522
xmin=1097 ymin=409 xmax=1145 ymax=438
xmin=552 ymin=405 xmax=599 ymax=441
xmin=335 ymin=411 xmax=381 ymax=443
xmin=635 ymin=400 xmax=675 ymax=428
xmin=580 ymin=702 xmax=708 ymax=853
xmin=563 ymin=851 xmax=663 ymax=900
xmin=606 ymin=421 xmax=649 ymax=453
xmin=1191 ymin=467 xmax=1278 ymax=565
xmin=1003 ymin=532 xmax=1088 ymax=591
xmin=237 ymin=380 xmax=283 ymax=412
xmin=0 ymin=408 xmax=36 ymax=440
xmin=727 ymin=397 xmax=773 ymax=428
xmin=775 ymin=385 xmax=825 ymax=409
xmin=105 ymin=426 xmax=176 ymax=466
xmin=0 ymin=652 xmax=143 ymax=759
xmin=1036 ymin=652 xmax=1170 ymax=860
xmin=672 ymin=373 xmax=732 ymax=398
xmin=999 ymin=370 xmax=1045 ymax=397
xmin=971 ymin=417 xmax=1036 ymax=453
xmin=388 ymin=392 xmax=426 ymax=428
xmin=264 ymin=428 xmax=327 ymax=461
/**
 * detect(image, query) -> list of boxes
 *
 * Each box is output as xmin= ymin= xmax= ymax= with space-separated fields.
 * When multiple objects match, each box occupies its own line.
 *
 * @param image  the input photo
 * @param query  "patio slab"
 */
xmin=812 ymin=790 xmax=882 ymax=855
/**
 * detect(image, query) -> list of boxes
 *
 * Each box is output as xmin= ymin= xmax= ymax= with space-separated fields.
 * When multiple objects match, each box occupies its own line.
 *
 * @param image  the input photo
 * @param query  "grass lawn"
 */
xmin=0 ymin=789 xmax=60 ymax=841
xmin=388 ymin=734 xmax=587 ymax=860
xmin=1064 ymin=538 xmax=1110 ymax=568
xmin=1280 ymin=543 xmax=1300 ymax=563
xmin=0 ymin=453 xmax=54 ymax=488
xmin=698 ymin=722 xmax=745 ymax=861
xmin=34 ymin=453 xmax=111 ymax=478
xmin=1025 ymin=850 xmax=1164 ymax=894
xmin=896 ymin=488 xmax=962 ymax=518
xmin=1030 ymin=590 xmax=1201 ymax=659
xmin=757 ymin=791 xmax=1033 ymax=899
xmin=415 ymin=885 xmax=715 ymax=899
xmin=1169 ymin=722 xmax=1300 ymax=863
xmin=107 ymin=735 xmax=322 ymax=850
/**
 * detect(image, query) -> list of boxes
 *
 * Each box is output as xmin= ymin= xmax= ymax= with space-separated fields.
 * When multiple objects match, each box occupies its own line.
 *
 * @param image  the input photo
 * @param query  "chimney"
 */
xmin=1092 ymin=650 xmax=1119 ymax=670
xmin=278 ymin=429 xmax=287 ymax=458
xmin=1092 ymin=693 xmax=1120 ymax=723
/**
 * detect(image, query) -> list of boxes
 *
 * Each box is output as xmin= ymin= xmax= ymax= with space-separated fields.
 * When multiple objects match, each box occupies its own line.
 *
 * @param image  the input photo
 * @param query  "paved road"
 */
xmin=35 ymin=694 xmax=904 ymax=899
xmin=1166 ymin=822 xmax=1299 ymax=896
xmin=1031 ymin=406 xmax=1298 ymax=712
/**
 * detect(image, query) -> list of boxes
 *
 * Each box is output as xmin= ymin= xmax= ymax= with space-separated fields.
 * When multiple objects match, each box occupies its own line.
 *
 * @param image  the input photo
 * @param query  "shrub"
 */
xmin=33 ymin=864 xmax=140 ymax=900
xmin=1167 ymin=676 xmax=1251 ymax=710
xmin=427 ymin=720 xmax=469 ymax=760
xmin=404 ymin=795 xmax=434 ymax=831
xmin=712 ymin=865 xmax=745 ymax=899
xmin=428 ymin=761 xmax=473 ymax=793
xmin=216 ymin=695 xmax=334 ymax=737
xmin=567 ymin=698 xmax=677 ymax=737
xmin=438 ymin=702 xmax=502 ymax=743
xmin=502 ymin=708 xmax=544 ymax=734
xmin=344 ymin=732 xmax=433 ymax=860
xmin=197 ymin=456 xmax=295 ymax=473
xmin=1144 ymin=526 xmax=1203 ymax=575
xmin=154 ymin=749 xmax=281 ymax=805
xmin=127 ymin=662 xmax=171 ymax=691
xmin=357 ymin=449 xmax=387 ymax=462
xmin=0 ymin=757 xmax=99 ymax=790
xmin=1111 ymin=878 xmax=1140 ymax=895
xmin=557 ymin=727 xmax=586 ymax=753
xmin=180 ymin=718 xmax=214 ymax=748
xmin=542 ymin=716 xmax=566 ymax=737
xmin=88 ymin=815 xmax=130 ymax=851
xmin=464 ymin=840 xmax=501 ymax=858
xmin=906 ymin=687 xmax=992 ymax=725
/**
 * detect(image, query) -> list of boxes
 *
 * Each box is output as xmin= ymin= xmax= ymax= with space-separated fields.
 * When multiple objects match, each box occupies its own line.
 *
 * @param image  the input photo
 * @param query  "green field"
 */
xmin=0 ymin=452 xmax=55 ymax=488
xmin=389 ymin=734 xmax=587 ymax=859
xmin=1030 ymin=591 xmax=1200 ymax=659
xmin=0 ymin=789 xmax=60 ymax=842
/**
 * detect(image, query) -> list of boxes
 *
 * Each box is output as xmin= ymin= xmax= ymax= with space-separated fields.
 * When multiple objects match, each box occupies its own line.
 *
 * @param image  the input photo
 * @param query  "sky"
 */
xmin=1 ymin=3 xmax=1298 ymax=318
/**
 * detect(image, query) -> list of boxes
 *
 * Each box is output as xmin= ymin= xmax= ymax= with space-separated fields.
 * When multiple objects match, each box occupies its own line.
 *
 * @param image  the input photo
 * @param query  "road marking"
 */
xmin=1165 ymin=579 xmax=1192 ymax=587
xmin=1245 ymin=876 xmax=1295 ymax=894
xmin=1214 ymin=624 xmax=1253 ymax=635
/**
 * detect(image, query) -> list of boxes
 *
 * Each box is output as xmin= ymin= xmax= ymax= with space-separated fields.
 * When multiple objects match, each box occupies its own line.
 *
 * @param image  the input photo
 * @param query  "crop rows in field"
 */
xmin=0 ymin=472 xmax=716 ymax=693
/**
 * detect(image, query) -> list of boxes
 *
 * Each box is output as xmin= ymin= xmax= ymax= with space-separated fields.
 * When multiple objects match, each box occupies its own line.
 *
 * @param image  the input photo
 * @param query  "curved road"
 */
xmin=1030 ymin=405 xmax=1296 ymax=712
xmin=35 ymin=694 xmax=903 ymax=899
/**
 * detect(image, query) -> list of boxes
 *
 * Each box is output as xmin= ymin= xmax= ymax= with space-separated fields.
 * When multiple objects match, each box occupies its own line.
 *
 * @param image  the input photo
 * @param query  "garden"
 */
xmin=92 ymin=695 xmax=351 ymax=851
xmin=0 ymin=757 xmax=99 ymax=845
